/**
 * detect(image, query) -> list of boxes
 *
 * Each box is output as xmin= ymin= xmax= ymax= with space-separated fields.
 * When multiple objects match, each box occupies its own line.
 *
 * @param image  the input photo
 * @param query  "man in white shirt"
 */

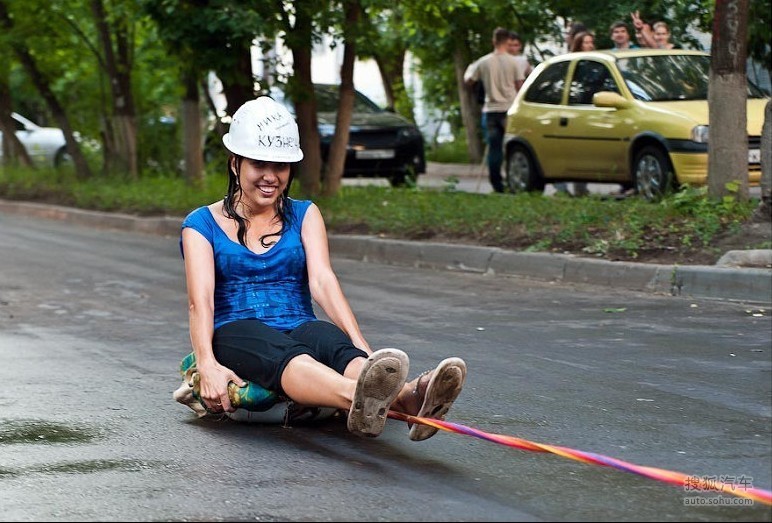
xmin=465 ymin=27 xmax=525 ymax=193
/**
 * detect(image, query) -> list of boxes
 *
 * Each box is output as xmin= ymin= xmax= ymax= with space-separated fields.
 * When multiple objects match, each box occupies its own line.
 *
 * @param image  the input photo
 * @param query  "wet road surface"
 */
xmin=0 ymin=212 xmax=770 ymax=521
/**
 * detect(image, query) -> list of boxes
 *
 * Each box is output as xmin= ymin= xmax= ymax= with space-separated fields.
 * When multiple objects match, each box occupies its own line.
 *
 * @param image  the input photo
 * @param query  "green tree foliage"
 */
xmin=2 ymin=0 xmax=769 ymax=185
xmin=15 ymin=2 xmax=98 ymax=133
xmin=3 ymin=0 xmax=184 ymax=176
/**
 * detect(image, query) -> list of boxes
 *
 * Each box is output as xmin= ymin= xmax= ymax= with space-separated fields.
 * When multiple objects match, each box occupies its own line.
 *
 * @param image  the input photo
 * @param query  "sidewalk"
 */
xmin=427 ymin=161 xmax=485 ymax=178
xmin=423 ymin=162 xmax=765 ymax=198
xmin=343 ymin=162 xmax=640 ymax=196
xmin=1 ymin=199 xmax=770 ymax=304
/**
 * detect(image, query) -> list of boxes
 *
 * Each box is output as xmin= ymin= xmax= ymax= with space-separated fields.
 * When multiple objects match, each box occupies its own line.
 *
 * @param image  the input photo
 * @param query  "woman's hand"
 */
xmin=197 ymin=361 xmax=246 ymax=413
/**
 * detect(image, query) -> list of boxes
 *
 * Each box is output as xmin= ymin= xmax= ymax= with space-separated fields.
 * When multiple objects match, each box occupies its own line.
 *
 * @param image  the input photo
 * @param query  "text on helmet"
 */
xmin=256 ymin=134 xmax=299 ymax=149
xmin=254 ymin=111 xmax=289 ymax=132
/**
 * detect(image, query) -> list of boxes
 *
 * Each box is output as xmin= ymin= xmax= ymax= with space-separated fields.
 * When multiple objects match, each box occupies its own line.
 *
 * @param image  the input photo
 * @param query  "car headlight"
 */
xmin=398 ymin=127 xmax=421 ymax=140
xmin=691 ymin=125 xmax=709 ymax=143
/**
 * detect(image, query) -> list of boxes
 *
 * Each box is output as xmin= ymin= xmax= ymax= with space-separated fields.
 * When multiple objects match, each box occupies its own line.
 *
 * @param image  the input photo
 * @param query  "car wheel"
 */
xmin=633 ymin=146 xmax=674 ymax=201
xmin=389 ymin=170 xmax=417 ymax=188
xmin=505 ymin=145 xmax=544 ymax=194
xmin=54 ymin=147 xmax=72 ymax=168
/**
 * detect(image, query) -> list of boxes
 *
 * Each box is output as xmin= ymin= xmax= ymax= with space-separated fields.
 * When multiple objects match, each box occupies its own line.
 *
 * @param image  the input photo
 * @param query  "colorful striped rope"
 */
xmin=388 ymin=411 xmax=772 ymax=506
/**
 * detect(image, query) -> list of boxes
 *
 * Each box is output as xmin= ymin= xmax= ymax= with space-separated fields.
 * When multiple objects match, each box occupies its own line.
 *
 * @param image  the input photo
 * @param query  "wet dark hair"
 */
xmin=222 ymin=155 xmax=295 ymax=248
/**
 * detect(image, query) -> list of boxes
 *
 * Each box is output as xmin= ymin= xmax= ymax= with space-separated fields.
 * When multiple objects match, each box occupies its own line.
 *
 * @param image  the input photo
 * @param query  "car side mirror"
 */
xmin=593 ymin=91 xmax=632 ymax=109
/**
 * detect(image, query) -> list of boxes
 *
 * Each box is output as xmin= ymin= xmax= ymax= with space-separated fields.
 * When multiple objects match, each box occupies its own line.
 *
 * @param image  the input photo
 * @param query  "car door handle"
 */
xmin=559 ymin=117 xmax=568 ymax=126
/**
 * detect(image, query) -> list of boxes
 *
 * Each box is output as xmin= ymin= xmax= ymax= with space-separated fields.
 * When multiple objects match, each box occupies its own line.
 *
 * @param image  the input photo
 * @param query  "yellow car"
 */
xmin=504 ymin=49 xmax=768 ymax=200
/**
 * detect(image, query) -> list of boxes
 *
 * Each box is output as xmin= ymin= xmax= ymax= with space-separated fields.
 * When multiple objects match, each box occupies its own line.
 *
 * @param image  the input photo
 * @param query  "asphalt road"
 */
xmin=0 ymin=212 xmax=770 ymax=522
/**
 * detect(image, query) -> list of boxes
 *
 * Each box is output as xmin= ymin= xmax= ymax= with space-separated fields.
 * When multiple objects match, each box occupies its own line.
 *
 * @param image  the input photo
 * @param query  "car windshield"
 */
xmin=314 ymin=85 xmax=382 ymax=113
xmin=271 ymin=85 xmax=383 ymax=114
xmin=616 ymin=54 xmax=766 ymax=101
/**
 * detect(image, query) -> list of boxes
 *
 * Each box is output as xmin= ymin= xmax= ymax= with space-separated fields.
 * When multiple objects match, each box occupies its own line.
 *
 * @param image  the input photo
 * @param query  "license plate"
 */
xmin=355 ymin=149 xmax=395 ymax=160
xmin=748 ymin=149 xmax=760 ymax=163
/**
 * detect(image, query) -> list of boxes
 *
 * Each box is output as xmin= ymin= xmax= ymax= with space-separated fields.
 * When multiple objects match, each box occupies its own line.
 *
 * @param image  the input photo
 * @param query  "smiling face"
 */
xmin=580 ymin=35 xmax=595 ymax=51
xmin=232 ymin=157 xmax=291 ymax=211
xmin=611 ymin=26 xmax=631 ymax=47
xmin=654 ymin=25 xmax=671 ymax=47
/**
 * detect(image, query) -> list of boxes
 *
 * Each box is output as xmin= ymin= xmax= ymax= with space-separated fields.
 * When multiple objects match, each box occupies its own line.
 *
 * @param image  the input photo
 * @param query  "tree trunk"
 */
xmin=322 ymin=0 xmax=359 ymax=198
xmin=708 ymin=0 xmax=750 ymax=200
xmin=0 ymin=113 xmax=34 ymax=168
xmin=756 ymin=99 xmax=771 ymax=220
xmin=376 ymin=55 xmax=397 ymax=111
xmin=289 ymin=10 xmax=322 ymax=197
xmin=374 ymin=48 xmax=414 ymax=121
xmin=0 ymin=63 xmax=33 ymax=167
xmin=0 ymin=0 xmax=92 ymax=179
xmin=201 ymin=78 xmax=228 ymax=139
xmin=182 ymin=72 xmax=204 ymax=185
xmin=218 ymin=46 xmax=255 ymax=117
xmin=455 ymin=48 xmax=483 ymax=164
xmin=91 ymin=0 xmax=138 ymax=179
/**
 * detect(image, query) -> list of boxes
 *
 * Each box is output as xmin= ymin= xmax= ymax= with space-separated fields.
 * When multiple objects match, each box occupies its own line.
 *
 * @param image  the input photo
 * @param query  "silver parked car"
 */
xmin=0 ymin=113 xmax=69 ymax=167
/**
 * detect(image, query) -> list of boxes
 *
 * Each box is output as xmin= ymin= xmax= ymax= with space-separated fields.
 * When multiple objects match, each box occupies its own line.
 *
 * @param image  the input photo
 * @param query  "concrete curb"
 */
xmin=2 ymin=199 xmax=770 ymax=304
xmin=0 ymin=199 xmax=182 ymax=237
xmin=327 ymin=235 xmax=772 ymax=304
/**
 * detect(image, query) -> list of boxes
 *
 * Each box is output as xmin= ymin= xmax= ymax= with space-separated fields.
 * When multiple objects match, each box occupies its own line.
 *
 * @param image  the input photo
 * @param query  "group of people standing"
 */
xmin=464 ymin=13 xmax=678 ymax=196
xmin=610 ymin=12 xmax=679 ymax=51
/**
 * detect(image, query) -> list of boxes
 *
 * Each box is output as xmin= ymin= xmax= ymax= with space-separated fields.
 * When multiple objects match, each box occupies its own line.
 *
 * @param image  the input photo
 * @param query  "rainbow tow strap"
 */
xmin=388 ymin=411 xmax=772 ymax=506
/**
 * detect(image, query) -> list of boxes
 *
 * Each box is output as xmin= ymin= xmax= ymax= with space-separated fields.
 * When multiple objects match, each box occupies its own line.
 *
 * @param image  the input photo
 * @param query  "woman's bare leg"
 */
xmin=282 ymin=350 xmax=409 ymax=437
xmin=391 ymin=374 xmax=426 ymax=415
xmin=342 ymin=355 xmax=366 ymax=379
xmin=391 ymin=358 xmax=467 ymax=417
xmin=281 ymin=354 xmax=364 ymax=409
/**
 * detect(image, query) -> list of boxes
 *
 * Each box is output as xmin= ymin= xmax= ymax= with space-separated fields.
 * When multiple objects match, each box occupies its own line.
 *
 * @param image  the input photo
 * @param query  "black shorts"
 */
xmin=212 ymin=319 xmax=368 ymax=394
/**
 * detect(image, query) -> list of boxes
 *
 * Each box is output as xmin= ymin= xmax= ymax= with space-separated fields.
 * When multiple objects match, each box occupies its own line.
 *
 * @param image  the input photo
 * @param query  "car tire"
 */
xmin=389 ymin=170 xmax=417 ymax=188
xmin=505 ymin=145 xmax=544 ymax=194
xmin=633 ymin=146 xmax=674 ymax=201
xmin=54 ymin=147 xmax=71 ymax=168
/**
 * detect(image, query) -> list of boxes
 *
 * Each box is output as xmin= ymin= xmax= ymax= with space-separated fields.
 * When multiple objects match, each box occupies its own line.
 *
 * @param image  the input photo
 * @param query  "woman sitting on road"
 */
xmin=174 ymin=96 xmax=467 ymax=439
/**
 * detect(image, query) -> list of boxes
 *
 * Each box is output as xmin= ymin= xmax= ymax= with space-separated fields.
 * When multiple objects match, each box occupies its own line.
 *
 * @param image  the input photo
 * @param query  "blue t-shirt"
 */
xmin=181 ymin=199 xmax=316 ymax=331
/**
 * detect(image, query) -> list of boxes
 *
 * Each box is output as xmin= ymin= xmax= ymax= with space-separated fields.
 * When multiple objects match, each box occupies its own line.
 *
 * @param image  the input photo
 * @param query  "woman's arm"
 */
xmin=182 ymin=227 xmax=245 ymax=411
xmin=301 ymin=204 xmax=372 ymax=354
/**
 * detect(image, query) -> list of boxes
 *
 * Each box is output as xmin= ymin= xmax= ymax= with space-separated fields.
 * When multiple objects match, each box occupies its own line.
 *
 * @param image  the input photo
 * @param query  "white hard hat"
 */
xmin=222 ymin=96 xmax=304 ymax=163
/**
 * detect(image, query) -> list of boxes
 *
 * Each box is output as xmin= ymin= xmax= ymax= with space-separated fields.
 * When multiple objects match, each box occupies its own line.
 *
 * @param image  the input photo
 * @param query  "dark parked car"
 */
xmin=269 ymin=84 xmax=426 ymax=186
